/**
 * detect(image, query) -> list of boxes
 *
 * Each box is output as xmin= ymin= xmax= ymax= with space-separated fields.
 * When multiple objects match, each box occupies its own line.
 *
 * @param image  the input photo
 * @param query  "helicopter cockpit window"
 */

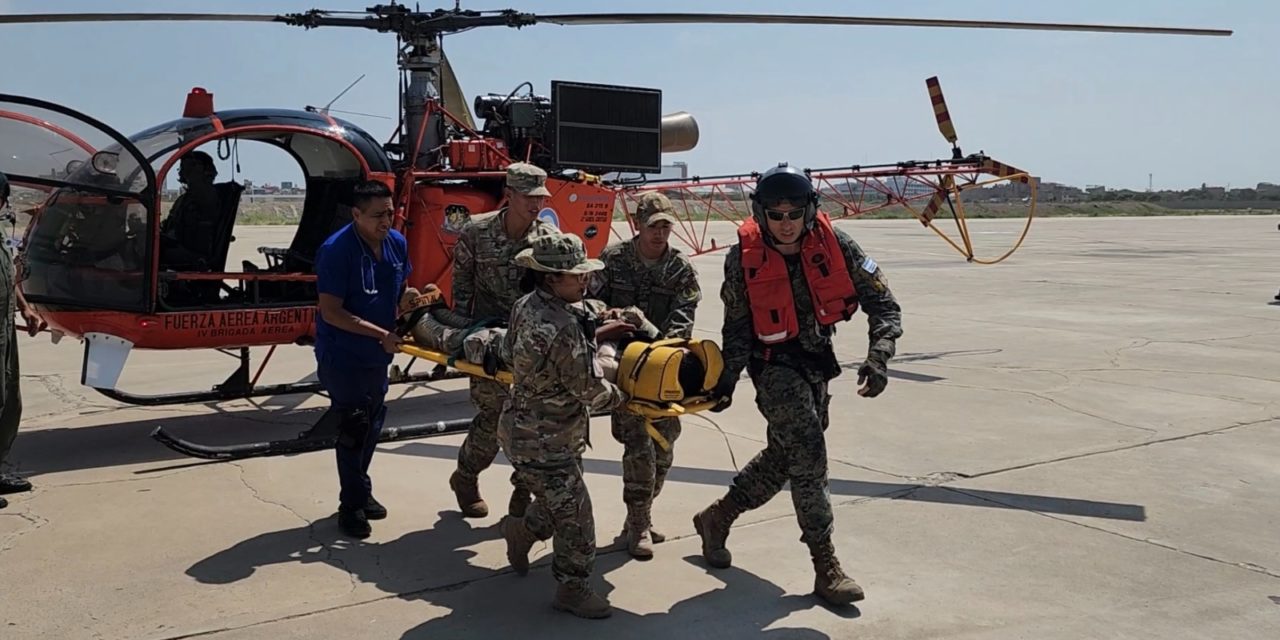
xmin=1 ymin=99 xmax=156 ymax=312
xmin=21 ymin=189 xmax=150 ymax=311
xmin=289 ymin=134 xmax=362 ymax=178
xmin=0 ymin=102 xmax=140 ymax=193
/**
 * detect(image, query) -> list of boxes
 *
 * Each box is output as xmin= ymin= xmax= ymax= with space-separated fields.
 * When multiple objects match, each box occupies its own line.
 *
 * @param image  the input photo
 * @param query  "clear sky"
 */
xmin=0 ymin=0 xmax=1271 ymax=191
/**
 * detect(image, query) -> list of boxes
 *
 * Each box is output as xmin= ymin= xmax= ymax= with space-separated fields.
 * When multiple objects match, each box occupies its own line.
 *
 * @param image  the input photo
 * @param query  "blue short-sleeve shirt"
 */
xmin=314 ymin=223 xmax=411 ymax=368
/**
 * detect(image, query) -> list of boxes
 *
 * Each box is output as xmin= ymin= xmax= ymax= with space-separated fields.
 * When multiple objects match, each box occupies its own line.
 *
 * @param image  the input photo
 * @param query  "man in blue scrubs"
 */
xmin=314 ymin=179 xmax=410 ymax=538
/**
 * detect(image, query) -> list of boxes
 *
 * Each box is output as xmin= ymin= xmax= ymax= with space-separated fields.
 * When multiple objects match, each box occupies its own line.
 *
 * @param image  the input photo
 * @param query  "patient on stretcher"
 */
xmin=395 ymin=286 xmax=715 ymax=402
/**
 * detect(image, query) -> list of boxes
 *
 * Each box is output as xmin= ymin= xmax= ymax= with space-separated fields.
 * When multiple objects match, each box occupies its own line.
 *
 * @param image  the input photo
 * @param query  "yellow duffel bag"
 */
xmin=616 ymin=338 xmax=724 ymax=405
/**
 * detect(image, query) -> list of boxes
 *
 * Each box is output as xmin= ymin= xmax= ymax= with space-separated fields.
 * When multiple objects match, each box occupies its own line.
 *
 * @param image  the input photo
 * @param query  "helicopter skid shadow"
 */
xmin=8 ymin=388 xmax=474 ymax=476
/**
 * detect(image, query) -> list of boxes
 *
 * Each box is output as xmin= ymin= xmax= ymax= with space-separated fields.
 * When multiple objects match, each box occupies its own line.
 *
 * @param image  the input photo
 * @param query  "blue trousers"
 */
xmin=317 ymin=351 xmax=389 ymax=511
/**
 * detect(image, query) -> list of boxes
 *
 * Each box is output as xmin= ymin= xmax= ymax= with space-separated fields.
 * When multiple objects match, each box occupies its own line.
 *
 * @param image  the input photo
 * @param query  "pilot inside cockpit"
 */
xmin=160 ymin=151 xmax=222 ymax=271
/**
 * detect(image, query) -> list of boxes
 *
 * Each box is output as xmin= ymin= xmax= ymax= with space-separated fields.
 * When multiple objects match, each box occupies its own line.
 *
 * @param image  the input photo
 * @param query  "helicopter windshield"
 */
xmin=0 ymin=101 xmax=151 ymax=194
xmin=21 ymin=189 xmax=150 ymax=311
xmin=1 ymin=96 xmax=158 ymax=312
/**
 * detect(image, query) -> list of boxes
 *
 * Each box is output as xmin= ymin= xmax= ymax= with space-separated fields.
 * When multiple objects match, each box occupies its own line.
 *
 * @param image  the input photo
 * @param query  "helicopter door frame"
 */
xmin=151 ymin=125 xmax=375 ymax=310
xmin=0 ymin=93 xmax=159 ymax=312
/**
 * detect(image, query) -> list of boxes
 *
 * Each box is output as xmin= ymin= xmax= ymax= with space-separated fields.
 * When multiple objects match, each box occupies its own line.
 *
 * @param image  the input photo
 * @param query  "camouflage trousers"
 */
xmin=0 ymin=247 xmax=20 ymax=465
xmin=610 ymin=411 xmax=681 ymax=509
xmin=409 ymin=312 xmax=505 ymax=366
xmin=512 ymin=457 xmax=595 ymax=589
xmin=725 ymin=363 xmax=834 ymax=547
xmin=456 ymin=378 xmax=526 ymax=493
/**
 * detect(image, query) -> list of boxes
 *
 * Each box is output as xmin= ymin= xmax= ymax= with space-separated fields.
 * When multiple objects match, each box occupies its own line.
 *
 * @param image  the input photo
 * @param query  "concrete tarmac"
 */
xmin=2 ymin=216 xmax=1279 ymax=639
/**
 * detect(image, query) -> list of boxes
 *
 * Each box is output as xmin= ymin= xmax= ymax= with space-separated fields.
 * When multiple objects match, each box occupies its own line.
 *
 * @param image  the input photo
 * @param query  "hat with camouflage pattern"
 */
xmin=505 ymin=162 xmax=552 ymax=197
xmin=634 ymin=192 xmax=679 ymax=227
xmin=514 ymin=232 xmax=604 ymax=274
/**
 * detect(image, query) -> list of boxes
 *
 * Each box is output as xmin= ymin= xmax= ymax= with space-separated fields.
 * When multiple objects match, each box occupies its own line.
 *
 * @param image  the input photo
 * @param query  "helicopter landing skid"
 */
xmin=151 ymin=411 xmax=475 ymax=461
xmin=94 ymin=346 xmax=465 ymax=406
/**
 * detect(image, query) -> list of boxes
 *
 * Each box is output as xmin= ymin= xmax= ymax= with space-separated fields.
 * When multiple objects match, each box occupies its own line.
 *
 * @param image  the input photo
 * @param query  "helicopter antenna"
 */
xmin=322 ymin=73 xmax=366 ymax=113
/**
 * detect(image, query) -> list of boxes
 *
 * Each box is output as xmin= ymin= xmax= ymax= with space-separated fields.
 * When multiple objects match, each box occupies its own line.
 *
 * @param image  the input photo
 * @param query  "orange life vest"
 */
xmin=738 ymin=212 xmax=859 ymax=344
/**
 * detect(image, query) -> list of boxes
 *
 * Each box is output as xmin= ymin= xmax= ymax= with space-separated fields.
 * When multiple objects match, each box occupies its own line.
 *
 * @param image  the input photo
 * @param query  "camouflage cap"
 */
xmin=505 ymin=162 xmax=552 ymax=197
xmin=514 ymin=232 xmax=604 ymax=274
xmin=634 ymin=192 xmax=678 ymax=227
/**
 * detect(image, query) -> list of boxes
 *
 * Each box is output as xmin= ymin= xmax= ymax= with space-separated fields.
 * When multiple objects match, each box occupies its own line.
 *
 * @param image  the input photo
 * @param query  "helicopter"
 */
xmin=0 ymin=5 xmax=1231 ymax=460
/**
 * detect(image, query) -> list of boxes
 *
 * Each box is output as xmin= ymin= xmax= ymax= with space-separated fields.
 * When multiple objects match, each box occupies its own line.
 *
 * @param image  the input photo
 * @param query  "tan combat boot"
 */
xmin=692 ymin=496 xmax=742 ymax=569
xmin=449 ymin=471 xmax=488 ymax=518
xmin=553 ymin=583 xmax=612 ymax=619
xmin=811 ymin=543 xmax=865 ymax=605
xmin=500 ymin=515 xmax=539 ymax=576
xmin=625 ymin=504 xmax=654 ymax=560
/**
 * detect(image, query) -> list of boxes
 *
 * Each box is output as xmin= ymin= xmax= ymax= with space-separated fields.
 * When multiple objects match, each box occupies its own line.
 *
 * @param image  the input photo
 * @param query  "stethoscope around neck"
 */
xmin=356 ymin=235 xmax=382 ymax=296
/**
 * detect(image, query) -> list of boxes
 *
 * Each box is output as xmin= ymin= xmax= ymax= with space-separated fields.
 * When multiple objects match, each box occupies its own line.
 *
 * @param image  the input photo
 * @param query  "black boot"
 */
xmin=364 ymin=496 xmax=387 ymax=520
xmin=0 ymin=473 xmax=32 ymax=495
xmin=338 ymin=507 xmax=371 ymax=538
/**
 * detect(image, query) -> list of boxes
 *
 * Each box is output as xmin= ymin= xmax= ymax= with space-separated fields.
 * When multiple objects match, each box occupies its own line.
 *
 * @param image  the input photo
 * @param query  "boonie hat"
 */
xmin=514 ymin=232 xmax=604 ymax=274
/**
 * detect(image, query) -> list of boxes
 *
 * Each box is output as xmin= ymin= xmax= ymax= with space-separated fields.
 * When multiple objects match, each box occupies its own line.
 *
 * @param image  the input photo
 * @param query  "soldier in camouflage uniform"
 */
xmin=0 ymin=173 xmax=43 ymax=510
xmin=589 ymin=192 xmax=702 ymax=559
xmin=694 ymin=164 xmax=903 ymax=606
xmin=497 ymin=232 xmax=628 ymax=619
xmin=449 ymin=162 xmax=560 ymax=519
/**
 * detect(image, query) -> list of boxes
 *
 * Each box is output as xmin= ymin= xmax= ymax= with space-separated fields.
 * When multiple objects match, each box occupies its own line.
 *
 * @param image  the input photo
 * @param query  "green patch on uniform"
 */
xmin=680 ymin=286 xmax=700 ymax=302
xmin=869 ymin=270 xmax=889 ymax=293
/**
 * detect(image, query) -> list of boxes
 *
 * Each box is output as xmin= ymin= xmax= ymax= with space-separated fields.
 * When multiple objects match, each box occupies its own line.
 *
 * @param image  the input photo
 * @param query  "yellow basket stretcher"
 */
xmin=398 ymin=341 xmax=719 ymax=450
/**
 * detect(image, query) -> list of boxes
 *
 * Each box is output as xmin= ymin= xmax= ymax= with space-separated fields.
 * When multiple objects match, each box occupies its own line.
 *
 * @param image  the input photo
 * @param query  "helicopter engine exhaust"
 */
xmin=661 ymin=111 xmax=699 ymax=153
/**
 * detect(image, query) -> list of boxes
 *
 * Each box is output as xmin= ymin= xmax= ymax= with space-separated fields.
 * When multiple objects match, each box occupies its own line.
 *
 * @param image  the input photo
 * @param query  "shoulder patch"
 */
xmin=861 ymin=256 xmax=878 ymax=274
xmin=587 ymin=273 xmax=605 ymax=295
xmin=680 ymin=286 xmax=700 ymax=303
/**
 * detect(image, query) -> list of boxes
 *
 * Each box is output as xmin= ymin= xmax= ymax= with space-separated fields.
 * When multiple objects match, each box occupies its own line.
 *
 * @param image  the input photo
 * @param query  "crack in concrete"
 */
xmin=229 ymin=462 xmax=359 ymax=594
xmin=22 ymin=373 xmax=115 ymax=416
xmin=939 ymin=486 xmax=1280 ymax=581
xmin=685 ymin=412 xmax=909 ymax=480
xmin=0 ymin=508 xmax=49 ymax=554
xmin=1070 ymin=373 xmax=1264 ymax=406
xmin=960 ymin=414 xmax=1278 ymax=481
xmin=40 ymin=466 xmax=208 ymax=489
xmin=933 ymin=380 xmax=1158 ymax=435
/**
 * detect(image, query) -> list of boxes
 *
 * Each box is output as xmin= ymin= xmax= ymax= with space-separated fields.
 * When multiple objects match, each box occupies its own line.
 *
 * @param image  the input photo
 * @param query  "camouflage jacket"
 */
xmin=498 ymin=288 xmax=627 ymax=465
xmin=721 ymin=226 xmax=903 ymax=381
xmin=451 ymin=208 xmax=558 ymax=324
xmin=589 ymin=238 xmax=701 ymax=340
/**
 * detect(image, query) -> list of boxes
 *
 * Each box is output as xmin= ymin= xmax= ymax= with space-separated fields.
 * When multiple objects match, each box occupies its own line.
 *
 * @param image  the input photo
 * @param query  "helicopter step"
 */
xmin=150 ymin=410 xmax=475 ymax=461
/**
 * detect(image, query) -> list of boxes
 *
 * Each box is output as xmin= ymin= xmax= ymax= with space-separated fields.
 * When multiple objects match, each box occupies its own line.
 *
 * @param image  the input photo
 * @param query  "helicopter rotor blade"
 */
xmin=925 ymin=77 xmax=959 ymax=148
xmin=440 ymin=50 xmax=476 ymax=130
xmin=0 ymin=13 xmax=285 ymax=25
xmin=532 ymin=13 xmax=1232 ymax=37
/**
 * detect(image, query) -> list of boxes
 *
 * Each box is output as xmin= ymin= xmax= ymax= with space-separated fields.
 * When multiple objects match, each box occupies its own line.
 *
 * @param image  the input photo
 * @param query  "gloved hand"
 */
xmin=710 ymin=373 xmax=739 ymax=412
xmin=857 ymin=357 xmax=889 ymax=398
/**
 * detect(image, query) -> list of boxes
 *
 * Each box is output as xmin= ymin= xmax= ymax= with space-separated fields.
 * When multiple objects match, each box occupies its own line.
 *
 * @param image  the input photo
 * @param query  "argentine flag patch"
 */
xmin=861 ymin=256 xmax=878 ymax=274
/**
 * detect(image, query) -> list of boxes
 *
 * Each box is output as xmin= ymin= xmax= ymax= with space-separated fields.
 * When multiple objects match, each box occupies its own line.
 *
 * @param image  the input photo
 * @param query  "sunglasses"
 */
xmin=765 ymin=207 xmax=806 ymax=222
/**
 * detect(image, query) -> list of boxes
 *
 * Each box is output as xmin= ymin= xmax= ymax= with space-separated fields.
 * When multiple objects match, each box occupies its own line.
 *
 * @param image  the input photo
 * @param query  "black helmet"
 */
xmin=749 ymin=163 xmax=818 ymax=232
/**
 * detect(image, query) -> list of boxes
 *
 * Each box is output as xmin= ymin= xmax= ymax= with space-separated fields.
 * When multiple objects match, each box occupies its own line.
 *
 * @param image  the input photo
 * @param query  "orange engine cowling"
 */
xmin=402 ymin=184 xmax=500 ymax=305
xmin=402 ymin=177 xmax=618 ymax=307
